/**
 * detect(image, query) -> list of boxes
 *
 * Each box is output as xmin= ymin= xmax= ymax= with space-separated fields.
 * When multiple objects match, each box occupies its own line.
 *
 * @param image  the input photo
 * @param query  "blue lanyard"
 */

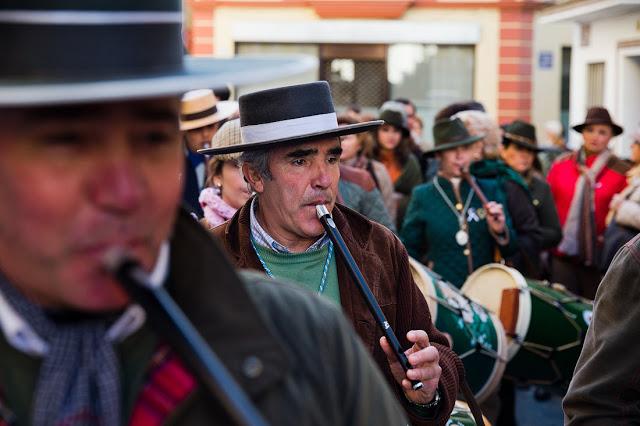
xmin=250 ymin=238 xmax=334 ymax=294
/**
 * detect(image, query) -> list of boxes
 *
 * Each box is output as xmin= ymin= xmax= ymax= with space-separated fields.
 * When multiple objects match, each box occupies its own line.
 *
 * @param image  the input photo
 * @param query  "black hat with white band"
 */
xmin=0 ymin=0 xmax=315 ymax=106
xmin=199 ymin=81 xmax=382 ymax=155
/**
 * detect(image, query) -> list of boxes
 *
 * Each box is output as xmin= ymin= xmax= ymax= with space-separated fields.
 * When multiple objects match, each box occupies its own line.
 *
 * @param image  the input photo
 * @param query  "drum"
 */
xmin=448 ymin=401 xmax=492 ymax=426
xmin=409 ymin=257 xmax=507 ymax=403
xmin=461 ymin=263 xmax=593 ymax=385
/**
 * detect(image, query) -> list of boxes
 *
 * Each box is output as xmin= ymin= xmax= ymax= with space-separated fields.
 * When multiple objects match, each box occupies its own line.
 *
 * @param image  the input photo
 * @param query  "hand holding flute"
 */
xmin=462 ymin=170 xmax=508 ymax=240
xmin=316 ymin=205 xmax=443 ymax=407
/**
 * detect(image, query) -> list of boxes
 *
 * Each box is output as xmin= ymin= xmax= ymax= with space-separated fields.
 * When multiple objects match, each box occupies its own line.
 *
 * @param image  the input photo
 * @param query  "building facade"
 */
xmin=187 ymin=0 xmax=565 ymax=138
xmin=540 ymin=0 xmax=640 ymax=155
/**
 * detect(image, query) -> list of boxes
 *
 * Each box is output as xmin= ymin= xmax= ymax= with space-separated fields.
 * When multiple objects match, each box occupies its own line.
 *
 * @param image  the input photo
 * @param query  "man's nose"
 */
xmin=312 ymin=160 xmax=333 ymax=189
xmin=88 ymin=149 xmax=145 ymax=214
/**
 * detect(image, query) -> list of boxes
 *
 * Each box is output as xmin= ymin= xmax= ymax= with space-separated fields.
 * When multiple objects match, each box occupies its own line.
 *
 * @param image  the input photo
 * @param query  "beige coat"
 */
xmin=614 ymin=165 xmax=640 ymax=230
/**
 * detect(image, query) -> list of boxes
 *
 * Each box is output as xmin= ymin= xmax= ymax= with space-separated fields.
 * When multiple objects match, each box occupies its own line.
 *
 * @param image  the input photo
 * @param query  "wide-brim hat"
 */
xmin=199 ymin=81 xmax=382 ymax=156
xmin=572 ymin=107 xmax=623 ymax=136
xmin=426 ymin=117 xmax=483 ymax=154
xmin=0 ymin=3 xmax=316 ymax=107
xmin=180 ymin=89 xmax=238 ymax=131
xmin=502 ymin=119 xmax=542 ymax=152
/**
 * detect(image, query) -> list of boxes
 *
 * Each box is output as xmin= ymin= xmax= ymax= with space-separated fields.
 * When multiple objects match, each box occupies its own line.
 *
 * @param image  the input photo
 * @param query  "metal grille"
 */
xmin=586 ymin=62 xmax=604 ymax=107
xmin=321 ymin=59 xmax=387 ymax=109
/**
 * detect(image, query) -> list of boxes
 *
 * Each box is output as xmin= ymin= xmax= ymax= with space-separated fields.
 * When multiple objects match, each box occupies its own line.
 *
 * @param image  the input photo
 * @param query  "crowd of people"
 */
xmin=181 ymin=86 xmax=640 ymax=426
xmin=188 ymin=91 xmax=640 ymax=302
xmin=3 ymin=1 xmax=640 ymax=425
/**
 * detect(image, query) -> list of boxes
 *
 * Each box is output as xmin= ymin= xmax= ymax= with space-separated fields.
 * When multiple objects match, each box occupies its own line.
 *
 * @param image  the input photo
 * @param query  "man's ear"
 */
xmin=242 ymin=163 xmax=264 ymax=193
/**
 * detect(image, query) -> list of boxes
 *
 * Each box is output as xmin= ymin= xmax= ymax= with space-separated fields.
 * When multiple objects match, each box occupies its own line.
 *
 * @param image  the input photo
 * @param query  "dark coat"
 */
xmin=563 ymin=234 xmax=640 ymax=424
xmin=0 ymin=211 xmax=408 ymax=426
xmin=395 ymin=153 xmax=424 ymax=229
xmin=182 ymin=154 xmax=204 ymax=218
xmin=212 ymin=201 xmax=466 ymax=426
xmin=528 ymin=174 xmax=562 ymax=250
xmin=471 ymin=160 xmax=543 ymax=277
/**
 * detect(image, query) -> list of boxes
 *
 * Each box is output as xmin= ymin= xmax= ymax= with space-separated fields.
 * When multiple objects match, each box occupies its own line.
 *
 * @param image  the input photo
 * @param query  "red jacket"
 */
xmin=547 ymin=151 xmax=629 ymax=253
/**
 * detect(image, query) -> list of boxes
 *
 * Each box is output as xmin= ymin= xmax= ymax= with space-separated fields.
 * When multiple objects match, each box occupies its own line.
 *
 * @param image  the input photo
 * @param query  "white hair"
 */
xmin=452 ymin=110 xmax=501 ymax=159
xmin=544 ymin=120 xmax=563 ymax=137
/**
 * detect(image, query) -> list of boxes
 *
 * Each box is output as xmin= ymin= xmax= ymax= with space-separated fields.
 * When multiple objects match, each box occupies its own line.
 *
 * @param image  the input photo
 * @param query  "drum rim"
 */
xmin=435 ymin=278 xmax=509 ymax=404
xmin=408 ymin=257 xmax=439 ymax=321
xmin=473 ymin=311 xmax=508 ymax=404
xmin=453 ymin=400 xmax=492 ymax=425
xmin=460 ymin=263 xmax=532 ymax=361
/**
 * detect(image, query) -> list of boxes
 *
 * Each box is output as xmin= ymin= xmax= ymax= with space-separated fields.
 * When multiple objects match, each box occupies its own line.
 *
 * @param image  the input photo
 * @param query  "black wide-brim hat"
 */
xmin=426 ymin=117 xmax=483 ymax=154
xmin=0 ymin=1 xmax=316 ymax=106
xmin=572 ymin=107 xmax=623 ymax=136
xmin=502 ymin=119 xmax=542 ymax=152
xmin=199 ymin=81 xmax=382 ymax=156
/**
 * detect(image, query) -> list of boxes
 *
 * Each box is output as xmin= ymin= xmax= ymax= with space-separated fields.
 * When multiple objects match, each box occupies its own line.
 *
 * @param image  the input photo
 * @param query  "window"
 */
xmin=234 ymin=41 xmax=475 ymax=133
xmin=586 ymin=62 xmax=604 ymax=107
xmin=319 ymin=44 xmax=388 ymax=110
xmin=388 ymin=44 xmax=474 ymax=134
xmin=560 ymin=47 xmax=572 ymax=139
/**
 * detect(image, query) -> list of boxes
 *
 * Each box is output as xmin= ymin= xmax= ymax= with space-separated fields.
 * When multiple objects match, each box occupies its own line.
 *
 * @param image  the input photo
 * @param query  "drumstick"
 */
xmin=316 ymin=205 xmax=424 ymax=391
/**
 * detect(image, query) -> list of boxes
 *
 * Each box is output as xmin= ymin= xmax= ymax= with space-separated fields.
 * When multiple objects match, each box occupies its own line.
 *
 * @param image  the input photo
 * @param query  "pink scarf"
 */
xmin=199 ymin=187 xmax=237 ymax=228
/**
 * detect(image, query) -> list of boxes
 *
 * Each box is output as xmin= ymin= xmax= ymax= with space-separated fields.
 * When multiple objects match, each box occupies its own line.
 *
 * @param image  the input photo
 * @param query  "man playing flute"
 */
xmin=204 ymin=81 xmax=467 ymax=425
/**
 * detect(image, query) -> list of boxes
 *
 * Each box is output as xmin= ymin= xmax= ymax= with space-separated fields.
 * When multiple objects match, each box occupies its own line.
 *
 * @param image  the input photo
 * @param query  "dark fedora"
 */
xmin=426 ymin=117 xmax=483 ymax=154
xmin=378 ymin=101 xmax=410 ymax=136
xmin=0 ymin=0 xmax=315 ymax=106
xmin=572 ymin=107 xmax=623 ymax=136
xmin=199 ymin=81 xmax=382 ymax=155
xmin=502 ymin=119 xmax=542 ymax=152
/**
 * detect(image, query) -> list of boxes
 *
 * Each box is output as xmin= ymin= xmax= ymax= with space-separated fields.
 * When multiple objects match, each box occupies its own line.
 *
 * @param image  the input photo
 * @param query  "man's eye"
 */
xmin=328 ymin=156 xmax=340 ymax=164
xmin=44 ymin=132 xmax=86 ymax=146
xmin=141 ymin=131 xmax=175 ymax=145
xmin=292 ymin=158 xmax=307 ymax=166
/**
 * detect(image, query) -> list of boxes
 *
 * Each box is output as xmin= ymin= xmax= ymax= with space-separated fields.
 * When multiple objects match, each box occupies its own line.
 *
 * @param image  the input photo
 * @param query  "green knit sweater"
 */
xmin=253 ymin=243 xmax=341 ymax=306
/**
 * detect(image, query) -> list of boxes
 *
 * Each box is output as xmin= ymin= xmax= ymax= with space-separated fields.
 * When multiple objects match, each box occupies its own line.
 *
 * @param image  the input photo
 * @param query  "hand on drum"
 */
xmin=380 ymin=330 xmax=441 ymax=404
xmin=484 ymin=201 xmax=506 ymax=234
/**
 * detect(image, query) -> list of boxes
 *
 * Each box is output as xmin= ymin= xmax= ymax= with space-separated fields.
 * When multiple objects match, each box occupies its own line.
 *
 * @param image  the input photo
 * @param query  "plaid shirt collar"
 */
xmin=249 ymin=197 xmax=329 ymax=253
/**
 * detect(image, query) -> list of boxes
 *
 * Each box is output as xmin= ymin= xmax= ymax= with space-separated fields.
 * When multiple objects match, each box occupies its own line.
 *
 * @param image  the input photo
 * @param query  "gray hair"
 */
xmin=453 ymin=110 xmax=502 ymax=159
xmin=239 ymin=148 xmax=272 ymax=191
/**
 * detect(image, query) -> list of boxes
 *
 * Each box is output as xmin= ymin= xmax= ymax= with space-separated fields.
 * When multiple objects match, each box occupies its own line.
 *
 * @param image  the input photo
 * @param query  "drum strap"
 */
xmin=460 ymin=380 xmax=485 ymax=426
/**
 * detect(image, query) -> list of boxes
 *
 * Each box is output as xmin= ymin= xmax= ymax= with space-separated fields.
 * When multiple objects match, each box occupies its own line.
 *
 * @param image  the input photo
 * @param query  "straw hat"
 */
xmin=180 ymin=89 xmax=238 ymax=131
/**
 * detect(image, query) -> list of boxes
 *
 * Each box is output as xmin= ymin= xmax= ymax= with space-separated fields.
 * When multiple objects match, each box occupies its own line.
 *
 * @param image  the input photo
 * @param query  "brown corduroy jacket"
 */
xmin=212 ymin=200 xmax=465 ymax=426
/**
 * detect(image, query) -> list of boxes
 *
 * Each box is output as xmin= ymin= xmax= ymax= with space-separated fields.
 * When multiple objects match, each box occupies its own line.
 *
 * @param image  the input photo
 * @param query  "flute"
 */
xmin=461 ymin=170 xmax=490 ymax=207
xmin=103 ymin=250 xmax=269 ymax=426
xmin=461 ymin=170 xmax=508 ymax=244
xmin=316 ymin=205 xmax=424 ymax=391
xmin=462 ymin=170 xmax=502 ymax=220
